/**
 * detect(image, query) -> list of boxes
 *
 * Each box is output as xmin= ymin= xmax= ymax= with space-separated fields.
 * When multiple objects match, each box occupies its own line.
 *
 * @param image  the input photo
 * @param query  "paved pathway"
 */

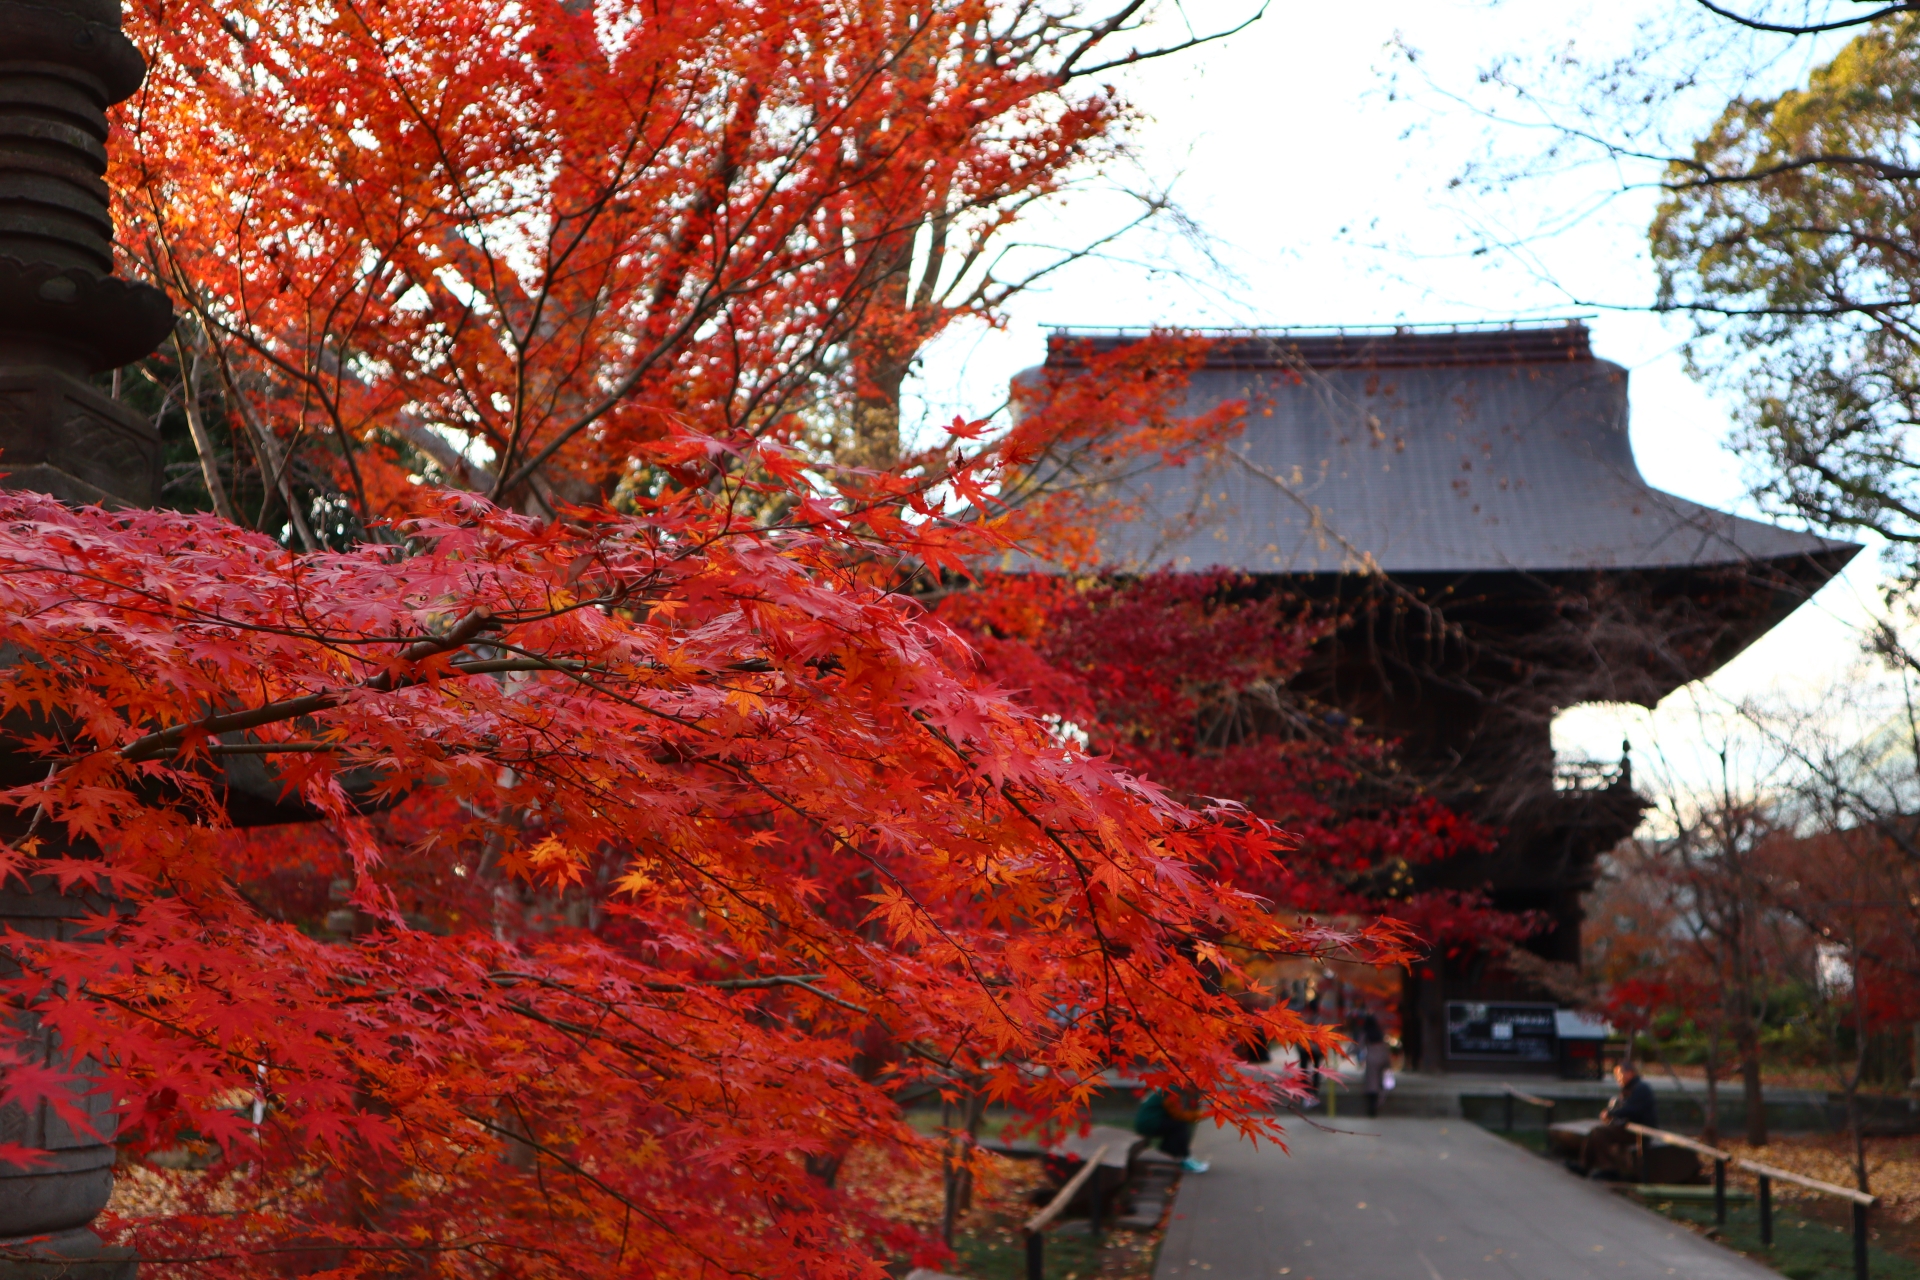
xmin=1154 ymin=1116 xmax=1778 ymax=1280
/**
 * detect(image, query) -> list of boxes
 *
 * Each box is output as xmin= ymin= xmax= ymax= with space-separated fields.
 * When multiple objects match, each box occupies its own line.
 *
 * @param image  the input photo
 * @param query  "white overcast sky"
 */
xmin=908 ymin=0 xmax=1896 ymax=798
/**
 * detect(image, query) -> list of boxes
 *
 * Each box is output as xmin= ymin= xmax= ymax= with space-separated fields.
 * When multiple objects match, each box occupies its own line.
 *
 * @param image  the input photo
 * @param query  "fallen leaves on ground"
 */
xmin=840 ymin=1145 xmax=1161 ymax=1278
xmin=1721 ymin=1135 xmax=1920 ymax=1222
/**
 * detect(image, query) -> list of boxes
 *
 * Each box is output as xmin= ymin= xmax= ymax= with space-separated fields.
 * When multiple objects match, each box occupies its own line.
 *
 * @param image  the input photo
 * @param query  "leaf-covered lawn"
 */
xmin=841 ymin=1147 xmax=1163 ymax=1279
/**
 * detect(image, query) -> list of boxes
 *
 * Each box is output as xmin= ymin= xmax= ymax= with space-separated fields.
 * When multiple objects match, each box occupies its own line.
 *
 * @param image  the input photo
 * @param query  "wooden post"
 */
xmin=1714 ymin=1158 xmax=1727 ymax=1226
xmin=1853 ymin=1202 xmax=1869 ymax=1280
xmin=1025 ymin=1228 xmax=1044 ymax=1280
xmin=1757 ymin=1174 xmax=1772 ymax=1246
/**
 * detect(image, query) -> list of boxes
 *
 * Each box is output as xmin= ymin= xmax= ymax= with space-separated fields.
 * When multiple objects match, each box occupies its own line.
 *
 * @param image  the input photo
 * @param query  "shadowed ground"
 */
xmin=1154 ymin=1115 xmax=1778 ymax=1280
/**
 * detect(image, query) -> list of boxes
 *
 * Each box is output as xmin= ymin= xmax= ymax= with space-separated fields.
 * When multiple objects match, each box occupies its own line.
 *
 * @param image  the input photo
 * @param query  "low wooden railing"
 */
xmin=1022 ymin=1143 xmax=1108 ymax=1280
xmin=1625 ymin=1123 xmax=1879 ymax=1279
xmin=1500 ymin=1083 xmax=1557 ymax=1132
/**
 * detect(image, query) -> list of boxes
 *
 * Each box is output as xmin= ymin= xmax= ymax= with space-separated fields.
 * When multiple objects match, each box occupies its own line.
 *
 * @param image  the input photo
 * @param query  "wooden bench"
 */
xmin=1547 ymin=1117 xmax=1703 ymax=1185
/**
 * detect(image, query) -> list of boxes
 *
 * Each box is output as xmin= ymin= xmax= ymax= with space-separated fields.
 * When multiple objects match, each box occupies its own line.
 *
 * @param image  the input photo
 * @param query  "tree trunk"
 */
xmin=847 ymin=352 xmax=909 ymax=470
xmin=844 ymin=230 xmax=918 ymax=471
xmin=959 ymin=1088 xmax=986 ymax=1211
xmin=803 ymin=1152 xmax=845 ymax=1187
xmin=1739 ymin=1046 xmax=1768 ymax=1147
xmin=174 ymin=335 xmax=240 ymax=525
xmin=940 ymin=1084 xmax=988 ymax=1245
xmin=939 ymin=1096 xmax=958 ymax=1246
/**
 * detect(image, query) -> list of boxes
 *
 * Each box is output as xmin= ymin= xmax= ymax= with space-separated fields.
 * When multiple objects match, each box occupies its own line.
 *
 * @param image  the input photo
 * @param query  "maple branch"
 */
xmin=492 ymin=18 xmax=955 ymax=498
xmin=459 ymin=1116 xmax=699 ymax=1238
xmin=697 ymin=755 xmax=1023 ymax=1033
xmin=488 ymin=298 xmax=734 ymax=499
xmin=203 ymin=741 xmax=344 ymax=755
xmin=647 ymin=974 xmax=869 ymax=1013
xmin=1055 ymin=1 xmax=1266 ymax=82
xmin=172 ymin=332 xmax=241 ymax=526
xmin=900 ymin=706 xmax=1280 ymax=1084
xmin=489 ymin=969 xmax=869 ymax=1014
xmin=117 ymin=612 xmax=501 ymax=763
xmin=119 ymin=656 xmax=588 ymax=762
xmin=154 ymin=232 xmax=322 ymax=548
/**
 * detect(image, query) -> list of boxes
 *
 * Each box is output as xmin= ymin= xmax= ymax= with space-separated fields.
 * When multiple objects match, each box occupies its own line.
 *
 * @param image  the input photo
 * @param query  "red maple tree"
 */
xmin=0 ymin=2 xmax=1413 ymax=1277
xmin=0 ymin=474 xmax=1396 ymax=1277
xmin=116 ymin=0 xmax=1248 ymax=526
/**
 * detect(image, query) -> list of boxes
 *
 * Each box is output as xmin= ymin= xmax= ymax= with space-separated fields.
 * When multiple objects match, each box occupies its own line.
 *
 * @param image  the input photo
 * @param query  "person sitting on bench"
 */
xmin=1574 ymin=1062 xmax=1657 ymax=1178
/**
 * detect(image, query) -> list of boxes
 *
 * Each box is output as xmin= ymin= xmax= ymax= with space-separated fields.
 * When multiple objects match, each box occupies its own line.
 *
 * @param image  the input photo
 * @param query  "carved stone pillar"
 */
xmin=0 ymin=0 xmax=171 ymax=506
xmin=0 ymin=871 xmax=136 ymax=1280
xmin=0 ymin=2 xmax=172 ymax=1275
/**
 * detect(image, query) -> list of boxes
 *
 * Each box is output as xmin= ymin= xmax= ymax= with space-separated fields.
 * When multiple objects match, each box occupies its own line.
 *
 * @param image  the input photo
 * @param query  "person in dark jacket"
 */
xmin=1295 ymin=993 xmax=1326 ymax=1105
xmin=1576 ymin=1063 xmax=1657 ymax=1177
xmin=1602 ymin=1064 xmax=1658 ymax=1128
xmin=1135 ymin=1089 xmax=1209 ymax=1173
xmin=1360 ymin=1016 xmax=1392 ymax=1118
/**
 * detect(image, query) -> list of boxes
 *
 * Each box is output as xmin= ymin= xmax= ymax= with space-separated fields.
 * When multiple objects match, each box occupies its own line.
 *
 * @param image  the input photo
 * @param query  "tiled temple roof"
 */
xmin=1035 ymin=323 xmax=1857 ymax=576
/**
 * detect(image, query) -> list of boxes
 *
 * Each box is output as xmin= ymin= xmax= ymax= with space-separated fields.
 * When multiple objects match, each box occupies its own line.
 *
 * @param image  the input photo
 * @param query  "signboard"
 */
xmin=1445 ymin=1001 xmax=1558 ymax=1062
xmin=1555 ymin=1009 xmax=1611 ymax=1041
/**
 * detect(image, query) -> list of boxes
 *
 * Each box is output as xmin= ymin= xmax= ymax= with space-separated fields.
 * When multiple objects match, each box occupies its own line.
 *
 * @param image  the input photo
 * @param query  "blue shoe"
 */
xmin=1182 ymin=1157 xmax=1210 ymax=1174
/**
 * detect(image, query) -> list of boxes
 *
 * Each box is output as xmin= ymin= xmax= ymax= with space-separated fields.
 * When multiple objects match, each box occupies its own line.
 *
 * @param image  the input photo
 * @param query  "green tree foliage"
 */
xmin=1651 ymin=16 xmax=1920 ymax=578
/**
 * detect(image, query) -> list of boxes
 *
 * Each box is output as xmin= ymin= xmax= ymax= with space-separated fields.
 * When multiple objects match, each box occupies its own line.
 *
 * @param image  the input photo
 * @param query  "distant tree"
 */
xmin=1585 ymin=718 xmax=1804 ymax=1146
xmin=1754 ymin=655 xmax=1920 ymax=989
xmin=1753 ymin=824 xmax=1918 ymax=1191
xmin=1742 ymin=689 xmax=1920 ymax=1186
xmin=1649 ymin=12 xmax=1920 ymax=581
xmin=1582 ymin=839 xmax=1739 ymax=1145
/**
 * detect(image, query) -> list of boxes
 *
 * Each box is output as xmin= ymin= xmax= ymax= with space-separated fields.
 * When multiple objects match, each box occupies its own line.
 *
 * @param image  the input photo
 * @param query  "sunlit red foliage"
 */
xmin=0 ymin=467 xmax=1404 ymax=1278
xmin=115 ymin=0 xmax=1160 ymax=522
xmin=0 ymin=2 xmax=1428 ymax=1276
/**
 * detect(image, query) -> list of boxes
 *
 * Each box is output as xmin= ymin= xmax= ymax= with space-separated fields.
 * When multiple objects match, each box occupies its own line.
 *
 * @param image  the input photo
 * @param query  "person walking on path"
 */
xmin=1135 ymin=1088 xmax=1209 ymax=1173
xmin=1360 ymin=1016 xmax=1392 ymax=1117
xmin=1295 ymin=993 xmax=1326 ymax=1105
xmin=1575 ymin=1061 xmax=1658 ymax=1178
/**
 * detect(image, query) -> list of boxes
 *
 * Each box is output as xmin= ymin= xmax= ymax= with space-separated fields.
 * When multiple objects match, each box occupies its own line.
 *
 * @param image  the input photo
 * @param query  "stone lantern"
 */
xmin=0 ymin=0 xmax=171 ymax=504
xmin=1 ymin=0 xmax=174 ymax=1274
